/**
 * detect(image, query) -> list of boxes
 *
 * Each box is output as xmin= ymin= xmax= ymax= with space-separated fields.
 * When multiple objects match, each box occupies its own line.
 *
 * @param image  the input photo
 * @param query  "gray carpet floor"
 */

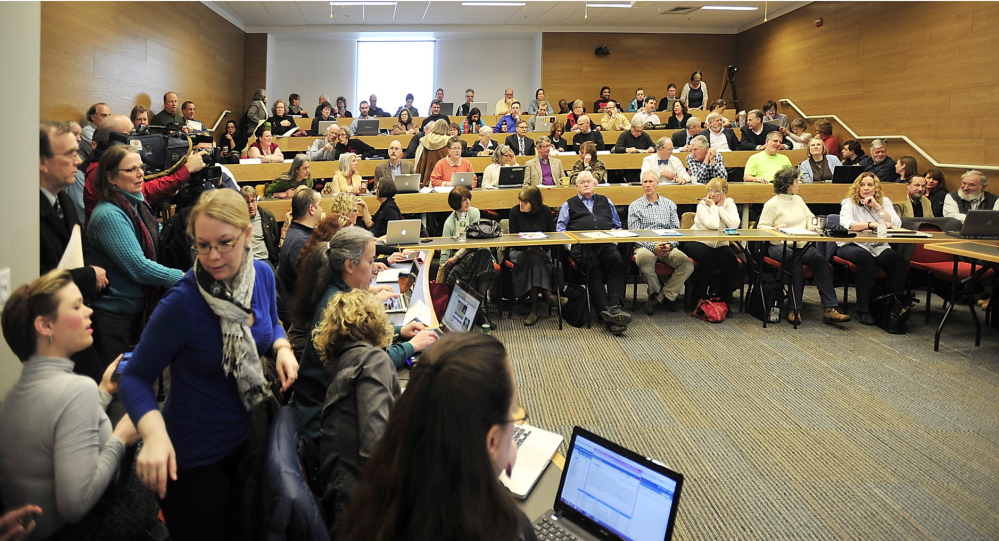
xmin=496 ymin=285 xmax=999 ymax=540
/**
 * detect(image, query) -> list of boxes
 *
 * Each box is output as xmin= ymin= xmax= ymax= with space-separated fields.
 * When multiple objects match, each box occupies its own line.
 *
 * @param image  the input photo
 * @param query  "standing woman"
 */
xmin=685 ymin=179 xmax=741 ymax=309
xmin=508 ymin=186 xmax=561 ymax=326
xmin=925 ymin=168 xmax=948 ymax=217
xmin=895 ymin=155 xmax=918 ymax=184
xmin=413 ymin=119 xmax=452 ymax=187
xmin=87 ymin=146 xmax=183 ymax=364
xmin=799 ymin=137 xmax=842 ymax=183
xmin=835 ymin=172 xmax=908 ymax=325
xmin=680 ymin=72 xmax=707 ymax=110
xmin=569 ymin=141 xmax=606 ymax=183
xmin=244 ymin=88 xmax=268 ymax=140
xmin=339 ymin=333 xmax=535 ymax=541
xmin=120 ymin=189 xmax=299 ymax=541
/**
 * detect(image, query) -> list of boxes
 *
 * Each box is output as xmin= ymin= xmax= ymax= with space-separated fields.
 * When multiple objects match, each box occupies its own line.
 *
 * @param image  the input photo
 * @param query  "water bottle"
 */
xmin=456 ymin=211 xmax=468 ymax=243
xmin=876 ymin=219 xmax=887 ymax=238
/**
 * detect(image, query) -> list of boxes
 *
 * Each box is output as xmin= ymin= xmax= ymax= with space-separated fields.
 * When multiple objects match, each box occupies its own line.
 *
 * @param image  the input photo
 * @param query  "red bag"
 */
xmin=428 ymin=281 xmax=452 ymax=322
xmin=692 ymin=298 xmax=728 ymax=323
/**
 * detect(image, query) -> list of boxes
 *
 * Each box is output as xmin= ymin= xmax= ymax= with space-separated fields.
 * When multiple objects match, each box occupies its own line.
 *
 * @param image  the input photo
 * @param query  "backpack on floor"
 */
xmin=561 ymin=284 xmax=589 ymax=328
xmin=747 ymin=279 xmax=785 ymax=323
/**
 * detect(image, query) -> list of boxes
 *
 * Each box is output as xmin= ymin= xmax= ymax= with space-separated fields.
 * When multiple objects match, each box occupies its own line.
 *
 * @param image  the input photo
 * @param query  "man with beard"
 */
xmin=864 ymin=139 xmax=899 ymax=183
xmin=943 ymin=170 xmax=998 ymax=222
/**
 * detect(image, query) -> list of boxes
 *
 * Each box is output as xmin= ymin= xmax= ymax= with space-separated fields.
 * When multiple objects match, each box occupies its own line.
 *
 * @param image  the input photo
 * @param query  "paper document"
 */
xmin=779 ymin=227 xmax=818 ymax=235
xmin=403 ymin=299 xmax=434 ymax=327
xmin=606 ymin=230 xmax=639 ymax=238
xmin=581 ymin=231 xmax=612 ymax=239
xmin=653 ymin=229 xmax=682 ymax=236
xmin=58 ymin=225 xmax=84 ymax=270
xmin=518 ymin=232 xmax=548 ymax=239
xmin=376 ymin=269 xmax=403 ymax=283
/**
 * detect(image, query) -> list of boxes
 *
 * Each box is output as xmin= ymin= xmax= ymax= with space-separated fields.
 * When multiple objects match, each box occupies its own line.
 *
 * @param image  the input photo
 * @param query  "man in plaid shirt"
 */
xmin=686 ymin=135 xmax=727 ymax=185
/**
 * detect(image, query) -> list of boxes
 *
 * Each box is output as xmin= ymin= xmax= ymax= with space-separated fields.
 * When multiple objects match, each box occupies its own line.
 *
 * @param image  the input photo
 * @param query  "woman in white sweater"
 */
xmin=480 ymin=145 xmax=516 ymax=189
xmin=685 ymin=178 xmax=742 ymax=309
xmin=835 ymin=171 xmax=909 ymax=325
xmin=758 ymin=167 xmax=851 ymax=325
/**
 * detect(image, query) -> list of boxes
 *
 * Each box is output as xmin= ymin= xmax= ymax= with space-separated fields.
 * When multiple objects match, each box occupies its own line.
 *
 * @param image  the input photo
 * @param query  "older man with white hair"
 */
xmin=686 ymin=135 xmax=727 ymax=184
xmin=703 ymin=112 xmax=740 ymax=151
xmin=864 ymin=139 xmax=899 ymax=183
xmin=306 ymin=123 xmax=341 ymax=162
xmin=641 ymin=137 xmax=690 ymax=184
xmin=572 ymin=115 xmax=604 ymax=152
xmin=943 ymin=170 xmax=998 ymax=222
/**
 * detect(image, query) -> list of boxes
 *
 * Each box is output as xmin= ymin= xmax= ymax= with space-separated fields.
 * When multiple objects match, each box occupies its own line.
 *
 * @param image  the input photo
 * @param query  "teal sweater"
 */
xmin=87 ymin=191 xmax=183 ymax=314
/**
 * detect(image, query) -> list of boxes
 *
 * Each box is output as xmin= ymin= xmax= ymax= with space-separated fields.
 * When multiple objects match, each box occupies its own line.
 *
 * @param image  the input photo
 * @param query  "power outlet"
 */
xmin=0 ymin=267 xmax=10 ymax=307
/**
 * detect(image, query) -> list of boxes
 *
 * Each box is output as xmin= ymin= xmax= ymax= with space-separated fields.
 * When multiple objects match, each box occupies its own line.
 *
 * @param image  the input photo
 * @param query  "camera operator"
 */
xmin=82 ymin=114 xmax=207 ymax=220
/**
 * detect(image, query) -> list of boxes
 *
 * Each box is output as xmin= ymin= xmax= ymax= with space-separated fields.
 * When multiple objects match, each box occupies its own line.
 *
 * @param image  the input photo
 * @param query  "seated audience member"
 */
xmin=0 ymin=270 xmax=145 ymax=540
xmin=556 ymin=171 xmax=632 ymax=334
xmin=151 ymin=91 xmax=183 ymax=129
xmin=593 ymin=86 xmax=612 ymax=114
xmin=745 ymin=131 xmax=794 ymax=183
xmin=289 ymin=227 xmax=437 ymax=440
xmin=482 ymin=145 xmax=516 ymax=189
xmin=659 ymin=83 xmax=678 ymax=111
xmin=314 ymin=288 xmax=401 ymax=538
xmin=371 ymin=179 xmax=402 ymax=237
xmin=391 ymin=108 xmax=418 ymax=135
xmin=448 ymin=122 xmax=469 ymax=156
xmin=528 ymin=88 xmax=553 ymax=115
xmin=439 ymin=186 xmax=496 ymax=293
xmin=244 ymin=88 xmax=268 ymax=139
xmin=836 ymin=172 xmax=908 ymax=325
xmin=87 ymin=146 xmax=184 ymax=363
xmin=348 ymin=101 xmax=374 ymax=134
xmin=569 ymin=141 xmax=607 ymax=183
xmin=665 ymin=99 xmax=693 ymax=130
xmin=707 ymin=99 xmax=737 ymax=128
xmin=335 ymin=96 xmax=353 ymax=118
xmin=80 ymin=102 xmax=110 ymax=159
xmin=218 ymin=120 xmax=240 ymax=156
xmin=566 ymin=100 xmax=585 ymax=131
xmin=65 ymin=122 xmax=87 ymax=223
xmin=471 ymin=125 xmax=499 ymax=156
xmin=865 ymin=139 xmax=899 ymax=183
xmin=241 ymin=186 xmax=281 ymax=268
xmin=120 ymin=189 xmax=297 ymax=541
xmin=247 ymin=126 xmax=284 ymax=163
xmin=703 ymin=112 xmax=740 ymax=151
xmin=924 ymin=168 xmax=949 ymax=217
xmin=310 ymin=101 xmax=335 ymax=136
xmin=314 ymin=94 xmax=329 ymax=118
xmin=549 ymin=121 xmax=569 ymax=153
xmin=894 ymin=175 xmax=933 ymax=218
xmin=758 ymin=167 xmax=850 ymax=324
xmin=421 ymin=99 xmax=450 ymax=130
xmin=434 ymin=88 xmax=445 ymax=104
xmin=414 ymin=120 xmax=451 ymax=185
xmin=374 ymin=140 xmax=415 ymax=185
xmin=267 ymin=99 xmax=298 ymax=136
xmin=276 ymin=188 xmax=323 ymax=324
xmin=814 ymin=118 xmax=840 ymax=156
xmin=495 ymin=88 xmax=515 ymax=116
xmin=368 ymin=94 xmax=387 ymax=117
xmin=335 ymin=127 xmax=376 ymax=159
xmin=505 ymin=120 xmax=535 ymax=156
xmin=456 ymin=88 xmax=476 ymax=117
xmin=687 ymin=135 xmax=728 ymax=184
xmin=572 ymin=114 xmax=606 ymax=153
xmin=633 ymin=96 xmax=661 ymax=126
xmin=527 ymin=101 xmax=554 ymax=132
xmin=614 ymin=117 xmax=655 ymax=154
xmin=626 ymin=88 xmax=645 ymax=113
xmin=180 ymin=101 xmax=206 ymax=133
xmin=762 ymin=100 xmax=789 ymax=129
xmin=557 ymin=99 xmax=570 ymax=114
xmin=395 ymin=93 xmax=418 ymax=118
xmin=841 ymin=139 xmax=872 ymax=167
xmin=642 ymin=137 xmax=690 ymax=184
xmin=307 ymin=124 xmax=341 ymax=162
xmin=686 ymin=178 xmax=741 ymax=309
xmin=600 ymin=100 xmax=630 ymax=132
xmin=494 ymin=100 xmax=522 ymax=134
xmin=266 ymin=155 xmax=314 ymax=198
xmin=508 ymin=186 xmax=561 ymax=325
xmin=741 ymin=109 xmax=789 ymax=151
xmin=431 ymin=136 xmax=476 ymax=187
xmin=671 ymin=116 xmax=704 ymax=151
xmin=680 ymin=71 xmax=708 ymax=110
xmin=943 ymin=170 xmax=997 ymax=222
xmin=325 ymin=152 xmax=364 ymax=195
xmin=799 ymin=137 xmax=842 ymax=183
xmin=784 ymin=118 xmax=812 ymax=149
xmin=129 ymin=104 xmax=149 ymax=131
xmin=287 ymin=93 xmax=308 ymax=117
xmin=339 ymin=333 xmax=535 ymax=541
xmin=628 ymin=170 xmax=694 ymax=314
xmin=895 ymin=155 xmax=918 ymax=184
xmin=524 ymin=136 xmax=566 ymax=187
xmin=461 ymin=107 xmax=486 ymax=135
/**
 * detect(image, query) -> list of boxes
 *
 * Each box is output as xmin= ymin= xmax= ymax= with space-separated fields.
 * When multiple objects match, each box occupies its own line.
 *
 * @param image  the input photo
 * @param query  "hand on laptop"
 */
xmin=408 ymin=329 xmax=439 ymax=353
xmin=370 ymin=285 xmax=397 ymax=303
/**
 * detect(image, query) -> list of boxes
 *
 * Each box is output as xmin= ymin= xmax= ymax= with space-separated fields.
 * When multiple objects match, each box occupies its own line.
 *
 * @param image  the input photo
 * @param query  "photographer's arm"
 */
xmin=142 ymin=152 xmax=207 ymax=207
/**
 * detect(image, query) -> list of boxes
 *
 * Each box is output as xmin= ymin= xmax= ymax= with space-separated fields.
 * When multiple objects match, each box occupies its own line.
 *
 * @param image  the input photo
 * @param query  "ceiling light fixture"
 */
xmin=701 ymin=5 xmax=758 ymax=10
xmin=586 ymin=3 xmax=633 ymax=8
xmin=461 ymin=2 xmax=526 ymax=7
xmin=329 ymin=1 xmax=396 ymax=6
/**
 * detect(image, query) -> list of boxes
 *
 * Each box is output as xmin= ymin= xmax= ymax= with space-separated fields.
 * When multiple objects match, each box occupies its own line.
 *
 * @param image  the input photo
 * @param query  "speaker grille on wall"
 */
xmin=595 ymin=46 xmax=611 ymax=56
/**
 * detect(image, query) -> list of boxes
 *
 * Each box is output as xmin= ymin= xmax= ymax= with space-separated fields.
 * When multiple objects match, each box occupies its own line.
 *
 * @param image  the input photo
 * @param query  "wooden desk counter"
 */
xmin=774 ymin=229 xmax=959 ymax=245
xmin=566 ymin=229 xmax=781 ymax=244
xmin=924 ymin=240 xmax=999 ymax=257
xmin=395 ymin=232 xmax=576 ymax=252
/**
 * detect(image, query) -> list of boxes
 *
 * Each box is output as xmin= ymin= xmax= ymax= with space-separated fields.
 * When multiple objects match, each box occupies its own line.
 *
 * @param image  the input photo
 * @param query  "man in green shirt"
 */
xmin=744 ymin=131 xmax=792 ymax=183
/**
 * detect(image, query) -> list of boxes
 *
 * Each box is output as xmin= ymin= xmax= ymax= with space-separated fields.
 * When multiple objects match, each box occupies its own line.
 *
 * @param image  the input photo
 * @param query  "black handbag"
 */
xmin=465 ymin=219 xmax=502 ymax=238
xmin=869 ymin=293 xmax=914 ymax=334
xmin=747 ymin=279 xmax=785 ymax=323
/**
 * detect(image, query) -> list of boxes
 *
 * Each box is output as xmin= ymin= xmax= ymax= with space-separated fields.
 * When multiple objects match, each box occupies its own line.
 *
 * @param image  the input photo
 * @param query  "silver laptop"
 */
xmin=531 ymin=116 xmax=555 ymax=133
xmin=450 ymin=172 xmax=476 ymax=187
xmin=946 ymin=210 xmax=999 ymax=240
xmin=393 ymin=173 xmax=421 ymax=194
xmin=385 ymin=219 xmax=422 ymax=245
xmin=354 ymin=118 xmax=380 ymax=136
xmin=499 ymin=424 xmax=563 ymax=499
xmin=439 ymin=102 xmax=454 ymax=116
xmin=470 ymin=101 xmax=488 ymax=114
xmin=498 ymin=165 xmax=526 ymax=188
xmin=317 ymin=120 xmax=336 ymax=134
xmin=433 ymin=280 xmax=482 ymax=336
xmin=532 ymin=427 xmax=685 ymax=541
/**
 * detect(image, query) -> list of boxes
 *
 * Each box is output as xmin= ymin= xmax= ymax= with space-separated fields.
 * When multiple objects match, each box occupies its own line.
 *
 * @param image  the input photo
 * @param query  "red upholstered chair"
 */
xmin=629 ymin=254 xmax=676 ymax=310
xmin=909 ymin=225 xmax=995 ymax=322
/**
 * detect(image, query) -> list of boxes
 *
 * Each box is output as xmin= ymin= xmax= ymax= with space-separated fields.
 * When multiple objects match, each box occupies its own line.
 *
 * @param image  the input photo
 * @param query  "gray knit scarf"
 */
xmin=195 ymin=248 xmax=272 ymax=411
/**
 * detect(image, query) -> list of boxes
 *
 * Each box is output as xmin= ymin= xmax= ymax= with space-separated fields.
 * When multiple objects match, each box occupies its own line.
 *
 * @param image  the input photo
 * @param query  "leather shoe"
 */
xmin=524 ymin=312 xmax=539 ymax=326
xmin=644 ymin=297 xmax=659 ymax=315
xmin=786 ymin=310 xmax=801 ymax=324
xmin=600 ymin=305 xmax=633 ymax=326
xmin=661 ymin=297 xmax=678 ymax=312
xmin=856 ymin=311 xmax=876 ymax=326
xmin=823 ymin=307 xmax=851 ymax=323
xmin=607 ymin=323 xmax=627 ymax=336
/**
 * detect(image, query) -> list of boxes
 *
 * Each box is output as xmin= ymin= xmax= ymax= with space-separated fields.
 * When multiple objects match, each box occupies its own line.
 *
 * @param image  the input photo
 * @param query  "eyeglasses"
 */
xmin=114 ymin=165 xmax=146 ymax=175
xmin=192 ymin=231 xmax=245 ymax=255
xmin=706 ymin=189 xmax=725 ymax=195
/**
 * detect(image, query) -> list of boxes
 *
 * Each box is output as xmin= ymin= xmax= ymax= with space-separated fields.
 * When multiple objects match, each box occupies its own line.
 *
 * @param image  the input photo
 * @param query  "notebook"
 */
xmin=533 ymin=427 xmax=684 ymax=541
xmin=946 ymin=210 xmax=999 ymax=240
xmin=498 ymin=166 xmax=526 ymax=188
xmin=385 ymin=219 xmax=423 ymax=245
xmin=500 ymin=424 xmax=564 ymax=499
xmin=831 ymin=164 xmax=865 ymax=184
xmin=432 ymin=280 xmax=482 ymax=336
xmin=450 ymin=172 xmax=476 ymax=187
xmin=393 ymin=173 xmax=421 ymax=194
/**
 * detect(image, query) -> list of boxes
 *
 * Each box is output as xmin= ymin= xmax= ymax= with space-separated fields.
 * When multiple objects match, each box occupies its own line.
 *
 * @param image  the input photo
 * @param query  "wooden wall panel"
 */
xmin=41 ymin=1 xmax=246 ymax=131
xmin=244 ymin=34 xmax=268 ymax=104
xmin=541 ymin=33 xmax=736 ymax=113
xmin=735 ymin=1 xmax=999 ymax=190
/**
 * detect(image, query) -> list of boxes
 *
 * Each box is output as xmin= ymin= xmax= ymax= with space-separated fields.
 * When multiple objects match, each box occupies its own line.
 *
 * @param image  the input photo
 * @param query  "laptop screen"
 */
xmin=557 ymin=429 xmax=683 ymax=541
xmin=440 ymin=281 xmax=481 ymax=333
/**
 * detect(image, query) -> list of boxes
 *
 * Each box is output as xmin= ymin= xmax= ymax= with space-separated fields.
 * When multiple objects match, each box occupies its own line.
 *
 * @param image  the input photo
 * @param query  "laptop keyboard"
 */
xmin=945 ymin=231 xmax=999 ymax=240
xmin=533 ymin=515 xmax=583 ymax=541
xmin=513 ymin=425 xmax=531 ymax=448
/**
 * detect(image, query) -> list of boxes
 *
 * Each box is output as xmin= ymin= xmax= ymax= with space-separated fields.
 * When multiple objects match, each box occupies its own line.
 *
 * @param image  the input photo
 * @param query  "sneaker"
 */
xmin=607 ymin=323 xmax=627 ymax=336
xmin=856 ymin=311 xmax=876 ymax=326
xmin=823 ymin=307 xmax=851 ymax=323
xmin=600 ymin=305 xmax=633 ymax=326
xmin=644 ymin=297 xmax=659 ymax=315
xmin=524 ymin=312 xmax=539 ymax=326
xmin=786 ymin=310 xmax=801 ymax=324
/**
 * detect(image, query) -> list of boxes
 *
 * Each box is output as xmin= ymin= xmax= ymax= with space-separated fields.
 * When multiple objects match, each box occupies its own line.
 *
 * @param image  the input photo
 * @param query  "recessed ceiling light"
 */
xmin=329 ymin=1 xmax=396 ymax=6
xmin=461 ymin=2 xmax=526 ymax=6
xmin=701 ymin=5 xmax=759 ymax=11
xmin=586 ymin=2 xmax=633 ymax=8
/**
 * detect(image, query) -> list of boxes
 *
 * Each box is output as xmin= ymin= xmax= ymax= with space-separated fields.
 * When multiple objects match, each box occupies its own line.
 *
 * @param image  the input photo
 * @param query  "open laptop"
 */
xmin=394 ymin=173 xmax=421 ymax=194
xmin=946 ymin=210 xmax=999 ymax=240
xmin=450 ymin=172 xmax=476 ymax=188
xmin=470 ymin=101 xmax=488 ymax=114
xmin=531 ymin=116 xmax=555 ymax=133
xmin=432 ymin=280 xmax=482 ymax=337
xmin=383 ymin=259 xmax=420 ymax=313
xmin=831 ymin=164 xmax=865 ymax=184
xmin=317 ymin=120 xmax=336 ymax=134
xmin=354 ymin=118 xmax=380 ymax=136
xmin=498 ymin=165 xmax=526 ymax=188
xmin=385 ymin=219 xmax=422 ymax=245
xmin=500 ymin=424 xmax=563 ymax=499
xmin=439 ymin=102 xmax=455 ymax=115
xmin=533 ymin=427 xmax=685 ymax=541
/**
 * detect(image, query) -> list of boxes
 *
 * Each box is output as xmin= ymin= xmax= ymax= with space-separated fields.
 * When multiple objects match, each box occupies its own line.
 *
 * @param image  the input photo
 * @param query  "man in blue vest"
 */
xmin=556 ymin=171 xmax=632 ymax=335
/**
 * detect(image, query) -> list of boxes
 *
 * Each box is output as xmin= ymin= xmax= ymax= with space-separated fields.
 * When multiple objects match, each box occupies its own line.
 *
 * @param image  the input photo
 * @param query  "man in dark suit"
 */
xmin=39 ymin=121 xmax=107 ymax=381
xmin=374 ymin=140 xmax=416 ymax=184
xmin=740 ymin=109 xmax=789 ymax=151
xmin=504 ymin=120 xmax=535 ymax=156
xmin=671 ymin=116 xmax=703 ymax=151
xmin=702 ymin=112 xmax=740 ymax=152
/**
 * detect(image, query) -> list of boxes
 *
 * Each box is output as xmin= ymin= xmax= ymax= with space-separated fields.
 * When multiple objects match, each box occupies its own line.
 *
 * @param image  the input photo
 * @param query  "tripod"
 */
xmin=719 ymin=66 xmax=739 ymax=109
